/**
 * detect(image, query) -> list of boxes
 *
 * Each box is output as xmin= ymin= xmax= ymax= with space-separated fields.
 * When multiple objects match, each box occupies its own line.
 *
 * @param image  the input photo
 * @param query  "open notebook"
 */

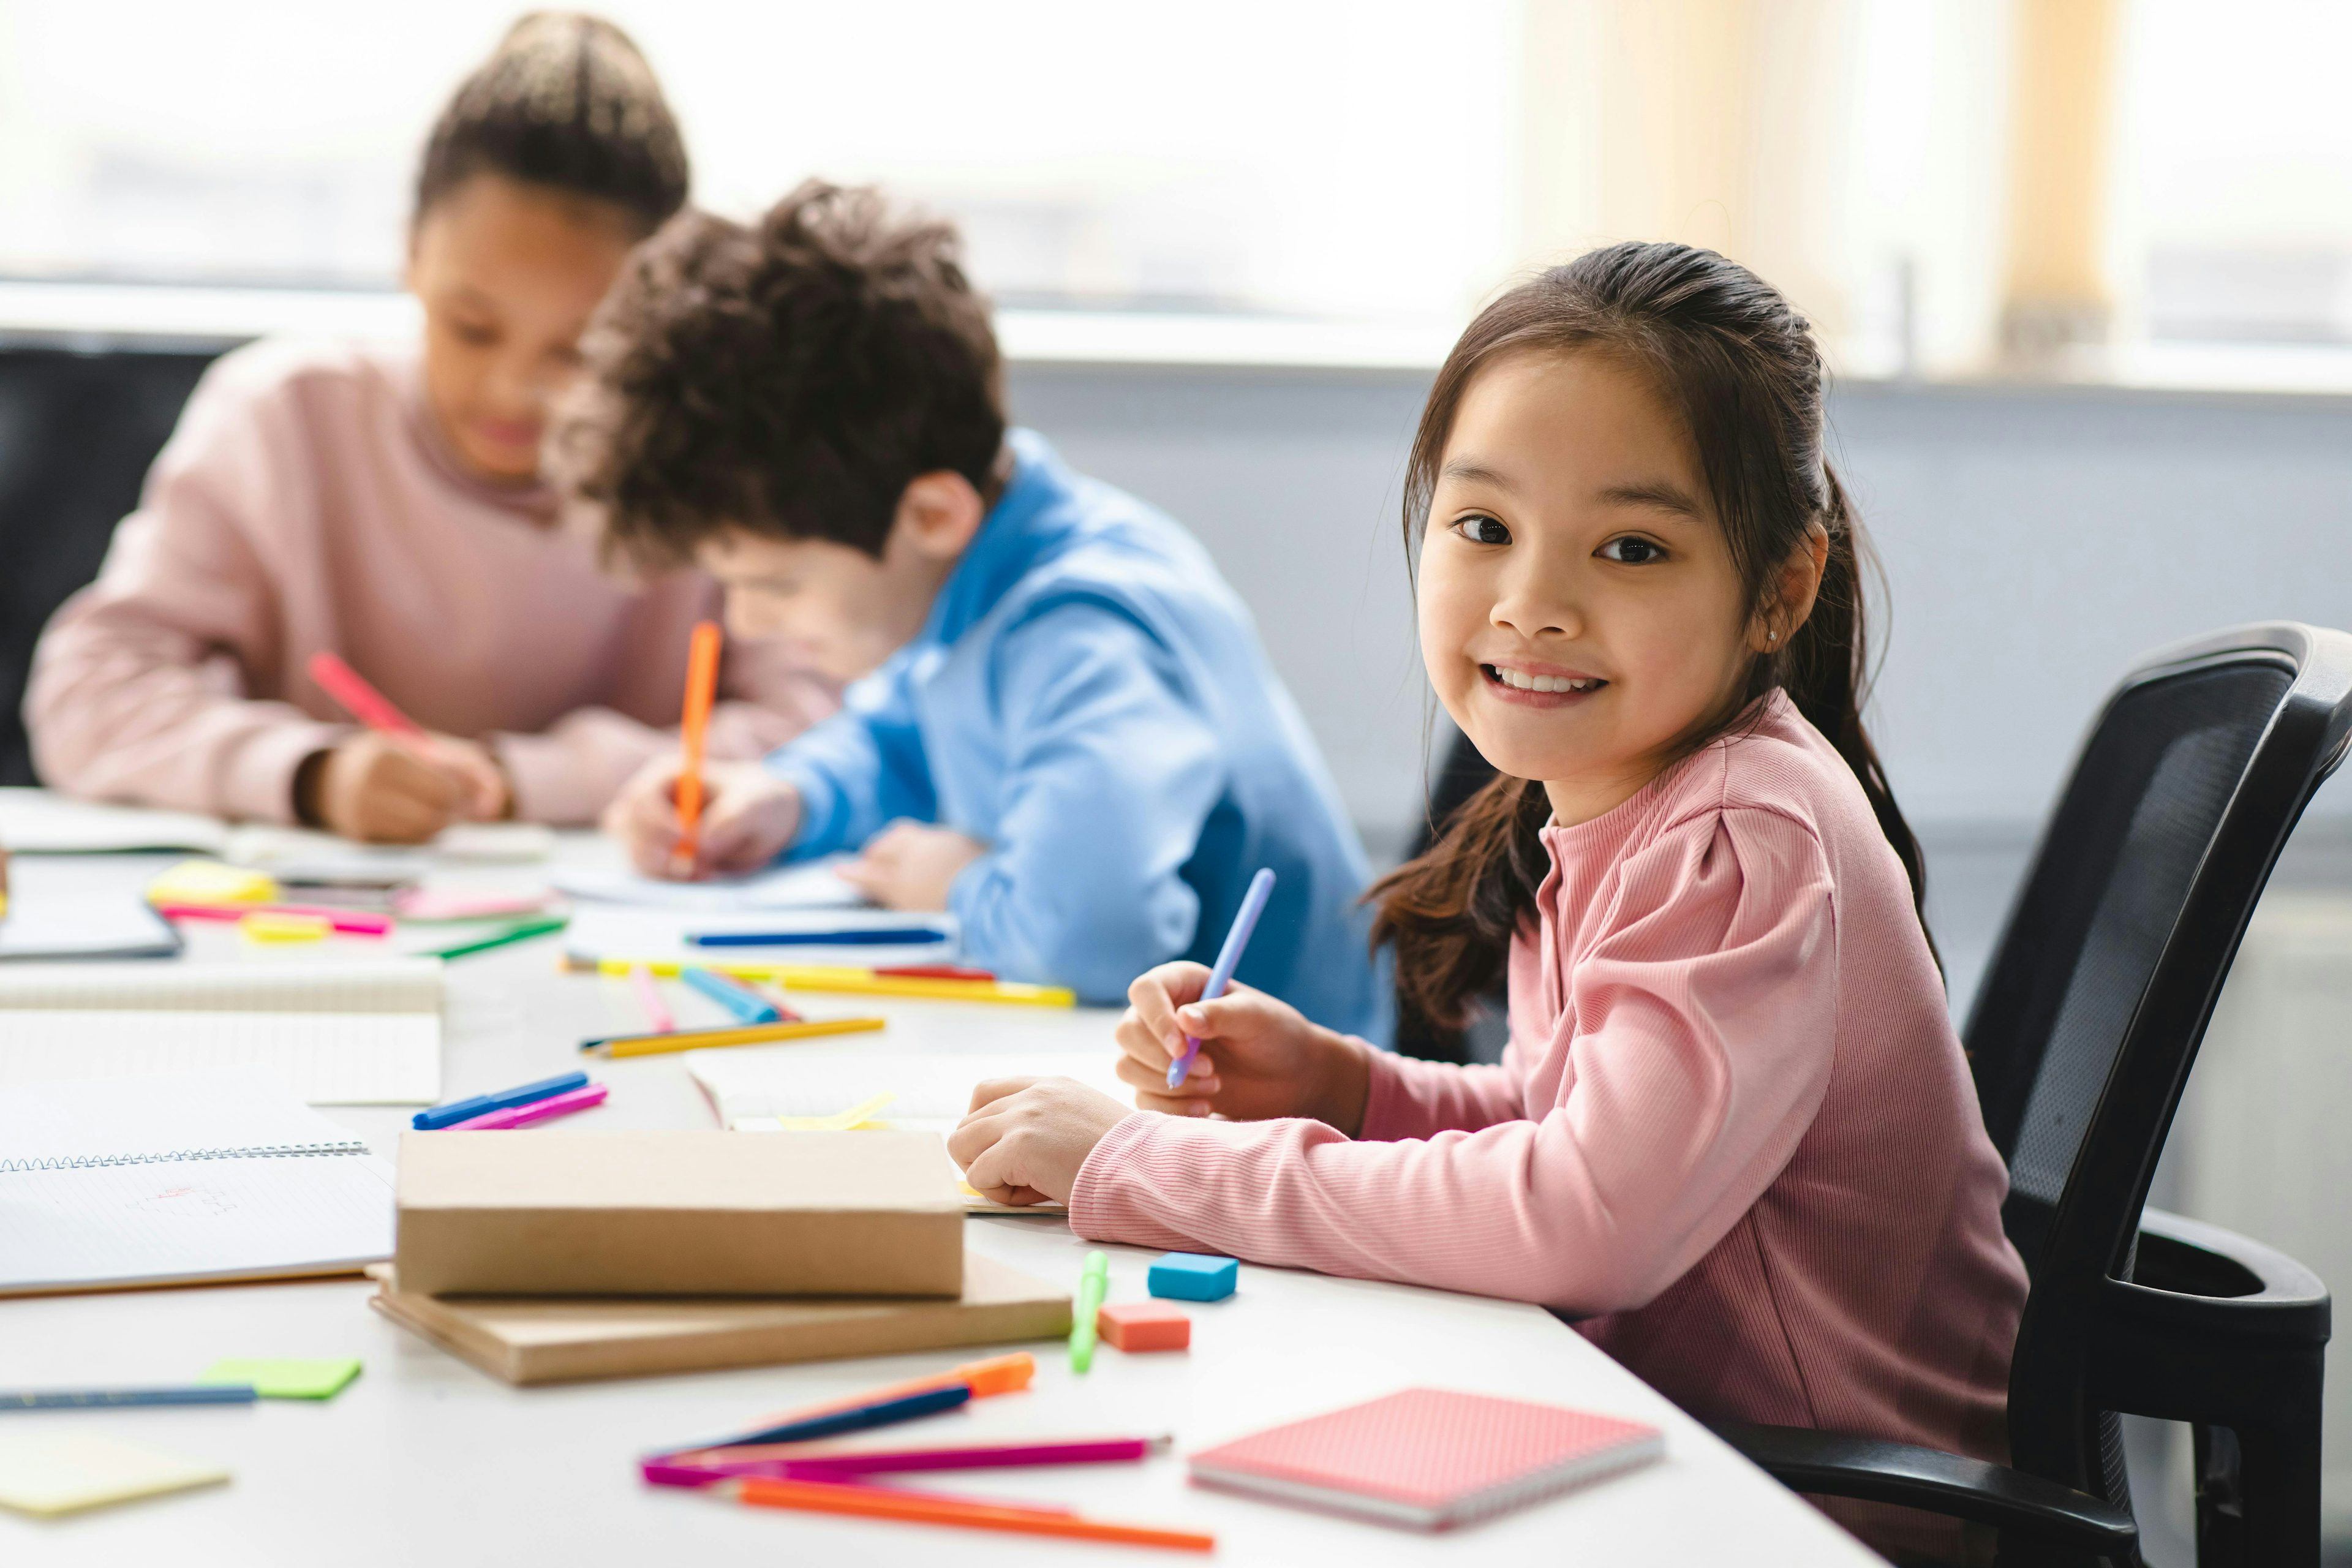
xmin=686 ymin=1050 xmax=1127 ymax=1214
xmin=0 ymin=960 xmax=443 ymax=1104
xmin=0 ymin=1068 xmax=395 ymax=1297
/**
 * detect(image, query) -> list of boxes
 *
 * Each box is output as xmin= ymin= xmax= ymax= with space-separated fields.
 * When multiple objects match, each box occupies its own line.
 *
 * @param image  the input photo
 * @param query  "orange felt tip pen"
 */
xmin=669 ymin=620 xmax=723 ymax=877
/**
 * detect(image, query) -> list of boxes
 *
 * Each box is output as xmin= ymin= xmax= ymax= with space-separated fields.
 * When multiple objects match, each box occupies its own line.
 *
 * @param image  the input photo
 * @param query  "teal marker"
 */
xmin=1069 ymin=1250 xmax=1109 ymax=1374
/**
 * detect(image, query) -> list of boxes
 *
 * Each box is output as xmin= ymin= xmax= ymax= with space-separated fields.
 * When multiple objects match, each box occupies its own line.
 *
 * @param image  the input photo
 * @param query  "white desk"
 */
xmin=0 ymin=838 xmax=1882 ymax=1566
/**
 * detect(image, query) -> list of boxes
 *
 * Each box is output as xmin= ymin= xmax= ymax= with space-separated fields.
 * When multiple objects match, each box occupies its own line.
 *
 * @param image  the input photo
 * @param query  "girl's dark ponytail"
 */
xmin=1373 ymin=243 xmax=1932 ymax=1028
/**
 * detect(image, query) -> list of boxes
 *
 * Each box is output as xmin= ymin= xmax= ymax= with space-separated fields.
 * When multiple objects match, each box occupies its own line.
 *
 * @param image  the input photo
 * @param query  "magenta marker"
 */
xmin=1167 ymin=867 xmax=1275 ymax=1089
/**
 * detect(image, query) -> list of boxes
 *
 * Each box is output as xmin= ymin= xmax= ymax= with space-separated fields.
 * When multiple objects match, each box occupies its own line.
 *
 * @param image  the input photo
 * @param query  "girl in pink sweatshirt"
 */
xmin=26 ymin=15 xmax=832 ymax=840
xmin=950 ymin=244 xmax=2027 ymax=1552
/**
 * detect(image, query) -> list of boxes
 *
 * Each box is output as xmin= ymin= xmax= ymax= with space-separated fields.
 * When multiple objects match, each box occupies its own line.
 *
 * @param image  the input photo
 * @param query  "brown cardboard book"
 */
xmin=366 ymin=1254 xmax=1071 ymax=1385
xmin=394 ymin=1129 xmax=963 ymax=1298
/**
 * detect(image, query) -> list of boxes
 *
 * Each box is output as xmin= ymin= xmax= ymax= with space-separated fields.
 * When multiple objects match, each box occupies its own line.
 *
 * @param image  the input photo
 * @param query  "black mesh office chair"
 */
xmin=1718 ymin=622 xmax=2352 ymax=1566
xmin=0 ymin=342 xmax=223 ymax=785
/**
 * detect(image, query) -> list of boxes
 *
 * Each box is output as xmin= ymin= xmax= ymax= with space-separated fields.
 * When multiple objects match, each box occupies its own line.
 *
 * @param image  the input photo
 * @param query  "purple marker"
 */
xmin=1167 ymin=867 xmax=1275 ymax=1089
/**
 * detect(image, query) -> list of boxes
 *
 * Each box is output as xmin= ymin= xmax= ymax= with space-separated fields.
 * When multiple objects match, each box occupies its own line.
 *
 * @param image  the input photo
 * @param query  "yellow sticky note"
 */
xmin=239 ymin=911 xmax=330 ymax=944
xmin=0 ymin=1433 xmax=229 ymax=1517
xmin=146 ymin=859 xmax=277 ymax=907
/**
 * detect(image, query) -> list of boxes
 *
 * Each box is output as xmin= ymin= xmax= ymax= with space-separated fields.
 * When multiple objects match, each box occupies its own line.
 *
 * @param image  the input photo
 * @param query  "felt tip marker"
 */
xmin=1167 ymin=867 xmax=1275 ymax=1089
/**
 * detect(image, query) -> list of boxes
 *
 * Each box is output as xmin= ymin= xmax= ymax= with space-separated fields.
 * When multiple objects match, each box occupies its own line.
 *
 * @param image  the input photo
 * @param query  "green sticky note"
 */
xmin=196 ymin=1359 xmax=361 ymax=1401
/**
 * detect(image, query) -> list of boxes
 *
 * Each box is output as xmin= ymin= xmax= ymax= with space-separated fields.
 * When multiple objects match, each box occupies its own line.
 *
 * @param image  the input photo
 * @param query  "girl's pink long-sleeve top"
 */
xmin=26 ymin=337 xmax=838 ymax=825
xmin=1071 ymin=691 xmax=2028 ymax=1464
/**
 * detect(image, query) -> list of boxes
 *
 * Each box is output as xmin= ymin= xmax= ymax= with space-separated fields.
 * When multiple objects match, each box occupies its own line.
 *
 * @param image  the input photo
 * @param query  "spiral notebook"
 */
xmin=0 ymin=959 xmax=443 ymax=1104
xmin=1188 ymin=1388 xmax=1663 ymax=1530
xmin=0 ymin=1068 xmax=395 ymax=1297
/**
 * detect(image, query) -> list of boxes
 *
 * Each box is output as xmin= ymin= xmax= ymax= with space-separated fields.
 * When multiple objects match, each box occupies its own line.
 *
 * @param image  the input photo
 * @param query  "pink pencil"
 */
xmin=448 ymin=1082 xmax=607 ymax=1130
xmin=650 ymin=1437 xmax=1167 ymax=1484
xmin=309 ymin=650 xmax=426 ymax=739
xmin=630 ymin=965 xmax=674 ymax=1033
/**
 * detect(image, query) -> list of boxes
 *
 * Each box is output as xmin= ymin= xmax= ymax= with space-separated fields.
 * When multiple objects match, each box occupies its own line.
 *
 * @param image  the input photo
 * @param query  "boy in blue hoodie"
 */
xmin=573 ymin=181 xmax=1380 ymax=1034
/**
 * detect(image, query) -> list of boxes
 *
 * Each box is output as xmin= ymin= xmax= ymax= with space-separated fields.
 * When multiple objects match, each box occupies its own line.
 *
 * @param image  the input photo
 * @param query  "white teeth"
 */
xmin=1490 ymin=666 xmax=1597 ymax=694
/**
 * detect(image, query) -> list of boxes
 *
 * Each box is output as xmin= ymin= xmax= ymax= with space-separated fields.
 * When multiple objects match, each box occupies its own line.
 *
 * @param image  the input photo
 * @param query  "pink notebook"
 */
xmin=1187 ymin=1387 xmax=1662 ymax=1530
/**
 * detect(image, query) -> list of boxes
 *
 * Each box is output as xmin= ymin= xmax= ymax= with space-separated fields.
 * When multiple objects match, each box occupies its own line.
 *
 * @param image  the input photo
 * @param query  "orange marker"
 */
xmin=725 ymin=1476 xmax=1215 ymax=1553
xmin=670 ymin=620 xmax=723 ymax=877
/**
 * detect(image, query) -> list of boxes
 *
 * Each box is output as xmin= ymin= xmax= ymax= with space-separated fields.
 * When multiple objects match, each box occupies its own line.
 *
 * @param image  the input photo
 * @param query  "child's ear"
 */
xmin=894 ymin=472 xmax=989 ymax=562
xmin=1752 ymin=522 xmax=1831 ymax=652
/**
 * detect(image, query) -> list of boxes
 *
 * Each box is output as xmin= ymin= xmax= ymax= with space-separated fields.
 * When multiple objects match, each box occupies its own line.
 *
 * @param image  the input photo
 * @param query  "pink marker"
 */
xmin=155 ymin=902 xmax=393 ymax=937
xmin=448 ymin=1082 xmax=607 ymax=1130
xmin=309 ymin=650 xmax=426 ymax=739
xmin=647 ymin=1436 xmax=1167 ymax=1485
xmin=630 ymin=965 xmax=674 ymax=1033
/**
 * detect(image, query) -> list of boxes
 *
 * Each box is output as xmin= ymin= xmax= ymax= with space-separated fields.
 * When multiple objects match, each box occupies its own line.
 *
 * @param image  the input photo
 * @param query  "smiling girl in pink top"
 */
xmin=26 ymin=15 xmax=832 ymax=841
xmin=950 ymin=244 xmax=2028 ymax=1556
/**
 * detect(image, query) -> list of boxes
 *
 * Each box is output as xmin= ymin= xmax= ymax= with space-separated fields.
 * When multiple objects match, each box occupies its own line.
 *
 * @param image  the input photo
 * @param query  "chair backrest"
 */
xmin=1962 ymin=623 xmax=2352 ymax=1504
xmin=0 ymin=342 xmax=222 ymax=785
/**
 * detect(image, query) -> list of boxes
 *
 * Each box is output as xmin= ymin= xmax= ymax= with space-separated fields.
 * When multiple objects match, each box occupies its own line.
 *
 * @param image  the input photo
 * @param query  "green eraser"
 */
xmin=195 ymin=1358 xmax=362 ymax=1401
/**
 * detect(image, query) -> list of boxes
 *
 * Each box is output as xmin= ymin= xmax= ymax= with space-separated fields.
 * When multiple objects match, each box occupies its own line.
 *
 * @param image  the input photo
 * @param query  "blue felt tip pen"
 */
xmin=413 ymin=1070 xmax=590 ymax=1131
xmin=1167 ymin=867 xmax=1275 ymax=1089
xmin=681 ymin=966 xmax=782 ymax=1025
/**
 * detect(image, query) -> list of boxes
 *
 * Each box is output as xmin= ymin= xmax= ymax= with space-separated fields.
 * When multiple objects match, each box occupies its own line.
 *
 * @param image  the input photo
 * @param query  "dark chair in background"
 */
xmin=1720 ymin=622 xmax=2352 ymax=1566
xmin=0 ymin=342 xmax=224 ymax=785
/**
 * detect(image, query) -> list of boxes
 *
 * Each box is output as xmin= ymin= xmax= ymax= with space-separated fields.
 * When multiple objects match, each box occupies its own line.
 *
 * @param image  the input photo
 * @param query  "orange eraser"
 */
xmin=1096 ymin=1300 xmax=1190 ymax=1352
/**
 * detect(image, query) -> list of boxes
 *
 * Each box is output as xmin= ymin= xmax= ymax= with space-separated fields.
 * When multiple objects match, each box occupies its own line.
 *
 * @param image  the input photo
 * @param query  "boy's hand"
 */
xmin=839 ymin=820 xmax=987 ymax=910
xmin=426 ymin=735 xmax=511 ymax=821
xmin=602 ymin=756 xmax=801 ymax=880
xmin=949 ymin=1076 xmax=1133 ymax=1205
xmin=304 ymin=733 xmax=471 ymax=843
xmin=1114 ymin=962 xmax=1373 ymax=1134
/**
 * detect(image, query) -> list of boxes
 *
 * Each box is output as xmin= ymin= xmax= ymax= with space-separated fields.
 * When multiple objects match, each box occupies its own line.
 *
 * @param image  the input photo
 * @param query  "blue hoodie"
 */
xmin=766 ymin=429 xmax=1382 ymax=1036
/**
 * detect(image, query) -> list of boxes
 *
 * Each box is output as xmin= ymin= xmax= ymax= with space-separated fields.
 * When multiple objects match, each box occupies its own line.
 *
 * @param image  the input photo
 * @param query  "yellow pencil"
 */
xmin=583 ymin=1016 xmax=886 ymax=1058
xmin=583 ymin=958 xmax=1076 ymax=1008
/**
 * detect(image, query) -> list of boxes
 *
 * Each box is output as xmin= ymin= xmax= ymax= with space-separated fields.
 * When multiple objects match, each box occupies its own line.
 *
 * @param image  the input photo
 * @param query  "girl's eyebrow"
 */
xmin=1597 ymin=480 xmax=1705 ymax=519
xmin=1438 ymin=458 xmax=1518 ymax=492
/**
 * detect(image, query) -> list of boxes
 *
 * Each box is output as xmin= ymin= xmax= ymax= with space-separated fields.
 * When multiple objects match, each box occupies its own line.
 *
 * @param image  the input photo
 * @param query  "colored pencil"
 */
xmin=629 ymin=965 xmax=674 ymax=1033
xmin=876 ymin=964 xmax=997 ymax=982
xmin=447 ymin=1082 xmax=607 ymax=1130
xmin=669 ymin=620 xmax=723 ymax=877
xmin=1169 ymin=866 xmax=1276 ymax=1088
xmin=581 ymin=1016 xmax=886 ymax=1058
xmin=419 ymin=914 xmax=568 ymax=960
xmin=640 ymin=1463 xmax=1076 ymax=1514
xmin=413 ymin=1069 xmax=589 ymax=1130
xmin=723 ymin=1476 xmax=1216 ymax=1553
xmin=659 ymin=1437 xmax=1167 ymax=1484
xmin=672 ymin=1383 xmax=972 ymax=1455
xmin=586 ymin=959 xmax=1074 ymax=1008
xmin=1 ymin=1385 xmax=257 ymax=1411
xmin=681 ymin=965 xmax=780 ymax=1023
xmin=687 ymin=927 xmax=951 ymax=948
xmin=670 ymin=1354 xmax=1035 ymax=1460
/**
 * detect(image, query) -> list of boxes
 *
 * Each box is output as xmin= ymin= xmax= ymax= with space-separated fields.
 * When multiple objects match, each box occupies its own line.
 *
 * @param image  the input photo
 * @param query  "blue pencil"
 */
xmin=687 ymin=927 xmax=950 ymax=948
xmin=1168 ymin=867 xmax=1276 ymax=1089
xmin=670 ymin=1383 xmax=973 ymax=1453
xmin=1 ymin=1385 xmax=257 ymax=1411
xmin=681 ymin=965 xmax=781 ymax=1024
xmin=413 ymin=1069 xmax=590 ymax=1130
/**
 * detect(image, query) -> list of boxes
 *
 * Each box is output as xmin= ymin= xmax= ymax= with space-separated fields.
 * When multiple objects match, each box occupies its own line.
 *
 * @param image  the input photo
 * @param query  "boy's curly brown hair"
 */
xmin=557 ymin=179 xmax=1006 ymax=565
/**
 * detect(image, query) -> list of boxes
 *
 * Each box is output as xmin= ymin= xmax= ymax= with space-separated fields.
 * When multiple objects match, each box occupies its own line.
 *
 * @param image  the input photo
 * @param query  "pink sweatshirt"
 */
xmin=26 ymin=337 xmax=837 ymax=825
xmin=1073 ymin=690 xmax=2027 ymax=1465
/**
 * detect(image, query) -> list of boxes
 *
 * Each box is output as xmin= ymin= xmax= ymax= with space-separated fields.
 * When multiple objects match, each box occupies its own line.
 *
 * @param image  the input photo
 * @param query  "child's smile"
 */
xmin=1480 ymin=660 xmax=1608 ymax=705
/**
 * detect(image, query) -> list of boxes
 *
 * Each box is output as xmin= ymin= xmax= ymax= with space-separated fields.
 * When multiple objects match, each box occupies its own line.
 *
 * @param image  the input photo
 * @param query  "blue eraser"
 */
xmin=1147 ymin=1252 xmax=1237 ymax=1302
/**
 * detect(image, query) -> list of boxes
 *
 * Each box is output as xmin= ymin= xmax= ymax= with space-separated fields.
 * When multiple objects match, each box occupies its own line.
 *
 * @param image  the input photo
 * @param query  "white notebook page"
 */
xmin=0 ymin=1070 xmax=394 ymax=1295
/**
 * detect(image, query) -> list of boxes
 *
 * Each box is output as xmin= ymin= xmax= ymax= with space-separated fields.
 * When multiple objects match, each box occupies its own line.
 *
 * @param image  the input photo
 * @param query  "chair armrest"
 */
xmin=2127 ymin=1207 xmax=2329 ymax=1341
xmin=1710 ymin=1421 xmax=2136 ymax=1555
